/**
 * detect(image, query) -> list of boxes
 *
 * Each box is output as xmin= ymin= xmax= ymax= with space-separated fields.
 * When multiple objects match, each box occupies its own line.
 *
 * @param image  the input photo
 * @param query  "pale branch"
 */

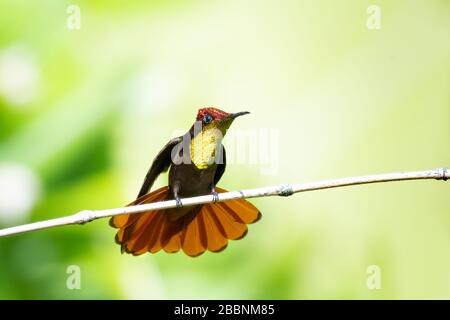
xmin=0 ymin=167 xmax=448 ymax=238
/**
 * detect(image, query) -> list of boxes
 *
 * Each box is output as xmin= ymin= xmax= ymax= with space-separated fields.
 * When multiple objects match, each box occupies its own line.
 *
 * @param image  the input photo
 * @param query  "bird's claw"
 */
xmin=175 ymin=197 xmax=183 ymax=208
xmin=211 ymin=191 xmax=219 ymax=203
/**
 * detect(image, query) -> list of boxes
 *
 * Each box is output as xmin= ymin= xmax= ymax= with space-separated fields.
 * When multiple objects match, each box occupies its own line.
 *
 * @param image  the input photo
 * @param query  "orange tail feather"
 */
xmin=110 ymin=187 xmax=262 ymax=257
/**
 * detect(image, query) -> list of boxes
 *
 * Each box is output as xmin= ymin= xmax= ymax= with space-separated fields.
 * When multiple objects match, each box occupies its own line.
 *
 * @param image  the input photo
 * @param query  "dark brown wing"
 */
xmin=137 ymin=136 xmax=183 ymax=198
xmin=214 ymin=146 xmax=226 ymax=186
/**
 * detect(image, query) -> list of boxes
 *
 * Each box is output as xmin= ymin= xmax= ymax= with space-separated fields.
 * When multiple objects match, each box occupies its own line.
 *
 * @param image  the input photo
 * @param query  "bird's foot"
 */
xmin=175 ymin=197 xmax=183 ymax=208
xmin=211 ymin=191 xmax=219 ymax=203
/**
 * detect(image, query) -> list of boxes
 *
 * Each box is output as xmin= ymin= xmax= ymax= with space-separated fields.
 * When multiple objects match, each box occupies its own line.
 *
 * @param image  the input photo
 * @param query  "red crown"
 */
xmin=196 ymin=107 xmax=230 ymax=121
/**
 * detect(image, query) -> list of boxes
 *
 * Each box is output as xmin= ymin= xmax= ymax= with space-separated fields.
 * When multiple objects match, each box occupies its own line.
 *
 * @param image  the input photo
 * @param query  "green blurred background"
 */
xmin=0 ymin=0 xmax=449 ymax=299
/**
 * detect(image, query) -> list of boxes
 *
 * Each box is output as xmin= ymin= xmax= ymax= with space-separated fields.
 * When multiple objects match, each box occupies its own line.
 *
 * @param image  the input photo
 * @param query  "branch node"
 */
xmin=278 ymin=184 xmax=294 ymax=197
xmin=74 ymin=210 xmax=96 ymax=224
xmin=436 ymin=167 xmax=448 ymax=181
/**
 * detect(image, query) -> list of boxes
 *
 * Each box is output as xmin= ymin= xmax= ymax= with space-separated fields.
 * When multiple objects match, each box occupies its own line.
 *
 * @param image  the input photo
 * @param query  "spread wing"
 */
xmin=214 ymin=146 xmax=226 ymax=186
xmin=137 ymin=136 xmax=183 ymax=198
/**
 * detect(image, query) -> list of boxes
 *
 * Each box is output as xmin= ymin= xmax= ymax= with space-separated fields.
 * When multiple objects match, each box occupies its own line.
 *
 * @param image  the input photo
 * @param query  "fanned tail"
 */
xmin=110 ymin=187 xmax=262 ymax=257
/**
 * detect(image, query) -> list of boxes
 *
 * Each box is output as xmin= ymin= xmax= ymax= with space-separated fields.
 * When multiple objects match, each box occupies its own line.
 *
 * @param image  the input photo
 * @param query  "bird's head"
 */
xmin=195 ymin=107 xmax=249 ymax=135
xmin=189 ymin=107 xmax=249 ymax=169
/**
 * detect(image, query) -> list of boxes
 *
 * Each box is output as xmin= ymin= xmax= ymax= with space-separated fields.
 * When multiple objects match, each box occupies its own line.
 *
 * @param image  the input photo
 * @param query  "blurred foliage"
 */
xmin=0 ymin=0 xmax=449 ymax=299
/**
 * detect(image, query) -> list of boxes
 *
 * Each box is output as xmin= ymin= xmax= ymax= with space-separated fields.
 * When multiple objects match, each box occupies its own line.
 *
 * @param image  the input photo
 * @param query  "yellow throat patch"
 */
xmin=190 ymin=126 xmax=224 ymax=169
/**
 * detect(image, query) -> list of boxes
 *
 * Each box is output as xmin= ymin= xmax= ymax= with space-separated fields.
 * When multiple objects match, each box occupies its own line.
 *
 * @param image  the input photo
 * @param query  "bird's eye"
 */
xmin=203 ymin=114 xmax=213 ymax=124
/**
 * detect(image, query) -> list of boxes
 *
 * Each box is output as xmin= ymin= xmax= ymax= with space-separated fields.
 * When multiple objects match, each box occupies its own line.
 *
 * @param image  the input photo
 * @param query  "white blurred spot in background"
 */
xmin=0 ymin=163 xmax=42 ymax=226
xmin=0 ymin=46 xmax=40 ymax=107
xmin=127 ymin=66 xmax=182 ymax=117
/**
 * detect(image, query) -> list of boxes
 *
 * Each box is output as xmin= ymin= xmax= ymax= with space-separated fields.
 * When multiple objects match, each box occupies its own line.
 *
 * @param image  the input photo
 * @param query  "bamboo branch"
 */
xmin=0 ymin=167 xmax=448 ymax=238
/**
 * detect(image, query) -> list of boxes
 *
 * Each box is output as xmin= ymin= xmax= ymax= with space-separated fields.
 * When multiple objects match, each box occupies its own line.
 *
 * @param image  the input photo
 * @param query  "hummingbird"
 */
xmin=110 ymin=107 xmax=262 ymax=257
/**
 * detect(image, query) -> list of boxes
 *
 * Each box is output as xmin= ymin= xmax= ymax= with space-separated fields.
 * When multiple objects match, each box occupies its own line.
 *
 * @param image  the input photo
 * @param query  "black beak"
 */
xmin=230 ymin=111 xmax=250 ymax=119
